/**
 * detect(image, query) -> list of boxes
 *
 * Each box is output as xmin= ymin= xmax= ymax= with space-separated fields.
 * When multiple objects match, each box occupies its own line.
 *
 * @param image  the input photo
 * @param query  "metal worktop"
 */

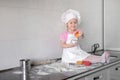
xmin=0 ymin=51 xmax=120 ymax=80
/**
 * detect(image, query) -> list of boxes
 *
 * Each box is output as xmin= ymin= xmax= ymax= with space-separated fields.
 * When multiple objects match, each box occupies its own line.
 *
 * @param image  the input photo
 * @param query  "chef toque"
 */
xmin=61 ymin=9 xmax=81 ymax=24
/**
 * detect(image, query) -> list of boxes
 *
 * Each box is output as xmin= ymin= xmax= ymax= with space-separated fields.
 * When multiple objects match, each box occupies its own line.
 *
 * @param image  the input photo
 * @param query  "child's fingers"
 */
xmin=74 ymin=30 xmax=83 ymax=38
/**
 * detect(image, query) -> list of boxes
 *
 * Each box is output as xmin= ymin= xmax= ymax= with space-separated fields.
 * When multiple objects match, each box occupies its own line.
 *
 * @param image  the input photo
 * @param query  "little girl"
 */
xmin=60 ymin=9 xmax=109 ymax=64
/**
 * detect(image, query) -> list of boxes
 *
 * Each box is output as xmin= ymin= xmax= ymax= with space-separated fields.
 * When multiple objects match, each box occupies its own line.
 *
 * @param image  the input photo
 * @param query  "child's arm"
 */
xmin=74 ymin=30 xmax=84 ymax=39
xmin=60 ymin=40 xmax=78 ymax=48
xmin=60 ymin=32 xmax=78 ymax=48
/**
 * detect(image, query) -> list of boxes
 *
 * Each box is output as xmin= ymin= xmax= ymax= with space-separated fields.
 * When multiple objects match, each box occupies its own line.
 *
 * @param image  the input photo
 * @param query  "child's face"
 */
xmin=66 ymin=18 xmax=78 ymax=31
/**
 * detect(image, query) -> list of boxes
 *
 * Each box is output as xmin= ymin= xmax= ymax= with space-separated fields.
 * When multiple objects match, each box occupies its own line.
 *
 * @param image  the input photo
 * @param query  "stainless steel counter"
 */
xmin=29 ymin=56 xmax=120 ymax=80
xmin=0 ymin=51 xmax=120 ymax=80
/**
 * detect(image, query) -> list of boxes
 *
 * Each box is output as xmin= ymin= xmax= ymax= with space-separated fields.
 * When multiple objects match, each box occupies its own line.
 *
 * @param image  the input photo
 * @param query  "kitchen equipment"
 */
xmin=91 ymin=43 xmax=100 ymax=54
xmin=20 ymin=59 xmax=31 ymax=80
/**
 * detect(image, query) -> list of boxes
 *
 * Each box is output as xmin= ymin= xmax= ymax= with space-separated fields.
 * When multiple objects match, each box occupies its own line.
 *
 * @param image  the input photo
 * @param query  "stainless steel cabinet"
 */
xmin=85 ymin=69 xmax=110 ymax=80
xmin=110 ymin=63 xmax=120 ymax=80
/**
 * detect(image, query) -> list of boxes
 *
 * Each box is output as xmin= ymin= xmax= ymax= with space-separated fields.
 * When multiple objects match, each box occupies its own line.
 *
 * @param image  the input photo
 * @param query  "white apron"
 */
xmin=61 ymin=33 xmax=90 ymax=63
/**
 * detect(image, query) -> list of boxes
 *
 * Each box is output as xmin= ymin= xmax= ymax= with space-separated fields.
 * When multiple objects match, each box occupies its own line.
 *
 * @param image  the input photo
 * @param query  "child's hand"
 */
xmin=74 ymin=30 xmax=83 ymax=38
xmin=69 ymin=40 xmax=78 ymax=47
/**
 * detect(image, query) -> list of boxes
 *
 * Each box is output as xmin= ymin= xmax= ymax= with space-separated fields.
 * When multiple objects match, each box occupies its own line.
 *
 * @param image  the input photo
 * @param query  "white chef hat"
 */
xmin=61 ymin=9 xmax=81 ymax=24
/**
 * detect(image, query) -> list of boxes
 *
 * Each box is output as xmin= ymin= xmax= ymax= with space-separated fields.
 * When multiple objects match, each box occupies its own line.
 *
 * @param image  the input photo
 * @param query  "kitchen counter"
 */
xmin=29 ymin=56 xmax=120 ymax=80
xmin=0 ymin=51 xmax=120 ymax=80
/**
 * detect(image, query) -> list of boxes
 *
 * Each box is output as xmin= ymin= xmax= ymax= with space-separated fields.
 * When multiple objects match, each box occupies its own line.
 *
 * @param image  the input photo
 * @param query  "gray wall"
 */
xmin=104 ymin=0 xmax=120 ymax=51
xmin=0 ymin=0 xmax=103 ymax=70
